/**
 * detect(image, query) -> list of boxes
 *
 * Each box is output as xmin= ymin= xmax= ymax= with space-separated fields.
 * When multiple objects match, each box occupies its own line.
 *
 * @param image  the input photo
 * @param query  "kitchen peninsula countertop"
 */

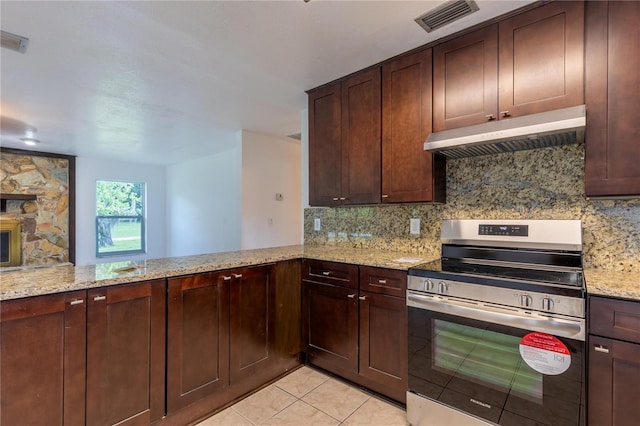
xmin=0 ymin=245 xmax=434 ymax=301
xmin=585 ymin=268 xmax=640 ymax=302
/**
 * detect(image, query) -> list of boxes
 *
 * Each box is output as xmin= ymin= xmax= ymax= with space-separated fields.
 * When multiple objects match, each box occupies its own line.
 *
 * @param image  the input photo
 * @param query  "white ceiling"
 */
xmin=1 ymin=0 xmax=534 ymax=165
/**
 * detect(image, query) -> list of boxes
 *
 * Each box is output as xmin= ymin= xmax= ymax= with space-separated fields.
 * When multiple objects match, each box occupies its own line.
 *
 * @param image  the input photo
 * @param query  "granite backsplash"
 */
xmin=304 ymin=144 xmax=640 ymax=272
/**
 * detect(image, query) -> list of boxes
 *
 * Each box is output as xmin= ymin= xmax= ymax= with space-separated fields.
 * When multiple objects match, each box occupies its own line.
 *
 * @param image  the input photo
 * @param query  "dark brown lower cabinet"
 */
xmin=161 ymin=263 xmax=298 ymax=425
xmin=166 ymin=272 xmax=230 ymax=414
xmin=588 ymin=336 xmax=640 ymax=426
xmin=86 ymin=280 xmax=166 ymax=425
xmin=358 ymin=290 xmax=407 ymax=402
xmin=303 ymin=280 xmax=359 ymax=376
xmin=229 ymin=264 xmax=276 ymax=383
xmin=302 ymin=260 xmax=408 ymax=403
xmin=0 ymin=291 xmax=86 ymax=426
xmin=588 ymin=296 xmax=640 ymax=426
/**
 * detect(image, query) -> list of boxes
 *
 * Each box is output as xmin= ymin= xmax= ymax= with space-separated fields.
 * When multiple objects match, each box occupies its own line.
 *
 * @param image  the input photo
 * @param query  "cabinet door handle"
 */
xmin=223 ymin=276 xmax=232 ymax=281
xmin=485 ymin=114 xmax=495 ymax=121
xmin=500 ymin=110 xmax=510 ymax=117
xmin=347 ymin=294 xmax=356 ymax=299
xmin=594 ymin=345 xmax=610 ymax=354
xmin=233 ymin=273 xmax=243 ymax=279
xmin=322 ymin=271 xmax=331 ymax=276
xmin=381 ymin=194 xmax=389 ymax=198
xmin=378 ymin=279 xmax=387 ymax=284
xmin=332 ymin=197 xmax=339 ymax=201
xmin=359 ymin=295 xmax=366 ymax=301
xmin=339 ymin=197 xmax=346 ymax=201
xmin=93 ymin=295 xmax=106 ymax=302
xmin=70 ymin=299 xmax=84 ymax=305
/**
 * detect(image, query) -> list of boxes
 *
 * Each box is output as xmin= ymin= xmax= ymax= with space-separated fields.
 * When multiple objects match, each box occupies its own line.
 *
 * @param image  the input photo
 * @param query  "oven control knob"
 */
xmin=541 ymin=297 xmax=554 ymax=311
xmin=424 ymin=279 xmax=435 ymax=292
xmin=520 ymin=294 xmax=532 ymax=308
xmin=438 ymin=281 xmax=448 ymax=294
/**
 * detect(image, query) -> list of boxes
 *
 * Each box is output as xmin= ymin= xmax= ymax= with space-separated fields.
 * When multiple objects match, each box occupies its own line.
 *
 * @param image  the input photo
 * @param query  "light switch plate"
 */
xmin=314 ymin=218 xmax=321 ymax=231
xmin=410 ymin=218 xmax=420 ymax=235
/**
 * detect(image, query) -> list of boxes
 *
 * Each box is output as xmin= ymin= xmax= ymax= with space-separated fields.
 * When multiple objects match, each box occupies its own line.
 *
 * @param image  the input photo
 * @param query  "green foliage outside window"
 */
xmin=96 ymin=180 xmax=145 ymax=256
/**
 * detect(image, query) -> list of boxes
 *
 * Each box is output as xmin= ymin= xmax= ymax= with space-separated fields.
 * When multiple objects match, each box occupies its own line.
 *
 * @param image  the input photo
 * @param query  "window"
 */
xmin=96 ymin=180 xmax=145 ymax=257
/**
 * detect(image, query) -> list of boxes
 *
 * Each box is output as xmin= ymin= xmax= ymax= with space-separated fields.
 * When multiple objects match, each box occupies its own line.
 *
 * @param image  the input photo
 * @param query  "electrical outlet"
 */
xmin=314 ymin=218 xmax=321 ymax=231
xmin=410 ymin=218 xmax=420 ymax=235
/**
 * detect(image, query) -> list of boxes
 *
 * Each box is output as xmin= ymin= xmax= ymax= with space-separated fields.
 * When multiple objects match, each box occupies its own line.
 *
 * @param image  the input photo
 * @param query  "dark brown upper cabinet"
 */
xmin=498 ymin=1 xmax=584 ymax=118
xmin=308 ymin=67 xmax=381 ymax=206
xmin=433 ymin=25 xmax=498 ymax=132
xmin=584 ymin=0 xmax=640 ymax=197
xmin=433 ymin=2 xmax=584 ymax=131
xmin=382 ymin=48 xmax=446 ymax=203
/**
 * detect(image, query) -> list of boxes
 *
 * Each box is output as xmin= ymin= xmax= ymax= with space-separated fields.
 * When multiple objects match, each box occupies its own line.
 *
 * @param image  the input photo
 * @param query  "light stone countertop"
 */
xmin=0 ymin=245 xmax=435 ymax=301
xmin=585 ymin=268 xmax=640 ymax=302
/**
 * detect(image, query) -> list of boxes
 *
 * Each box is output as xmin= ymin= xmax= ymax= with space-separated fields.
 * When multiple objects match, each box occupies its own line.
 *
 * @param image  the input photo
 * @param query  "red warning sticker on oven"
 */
xmin=519 ymin=332 xmax=571 ymax=375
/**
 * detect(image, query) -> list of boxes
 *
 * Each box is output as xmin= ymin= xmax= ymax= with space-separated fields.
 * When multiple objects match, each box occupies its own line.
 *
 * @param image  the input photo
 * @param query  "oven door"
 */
xmin=407 ymin=291 xmax=585 ymax=426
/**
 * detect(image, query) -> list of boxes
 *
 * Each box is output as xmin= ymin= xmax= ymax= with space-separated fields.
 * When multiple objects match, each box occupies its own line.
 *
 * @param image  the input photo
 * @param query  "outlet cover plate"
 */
xmin=410 ymin=218 xmax=420 ymax=235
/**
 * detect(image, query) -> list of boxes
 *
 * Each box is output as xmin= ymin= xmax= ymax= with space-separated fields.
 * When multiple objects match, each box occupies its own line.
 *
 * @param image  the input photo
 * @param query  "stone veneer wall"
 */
xmin=1 ymin=152 xmax=70 ymax=266
xmin=304 ymin=144 xmax=640 ymax=272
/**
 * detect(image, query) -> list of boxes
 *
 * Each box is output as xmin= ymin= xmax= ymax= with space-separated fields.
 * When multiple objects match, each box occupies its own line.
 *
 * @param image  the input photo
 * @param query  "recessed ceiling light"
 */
xmin=20 ymin=137 xmax=40 ymax=146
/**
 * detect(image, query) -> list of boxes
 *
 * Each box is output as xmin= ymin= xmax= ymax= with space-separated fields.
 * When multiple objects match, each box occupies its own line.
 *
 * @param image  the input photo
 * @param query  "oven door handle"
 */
xmin=407 ymin=292 xmax=585 ymax=341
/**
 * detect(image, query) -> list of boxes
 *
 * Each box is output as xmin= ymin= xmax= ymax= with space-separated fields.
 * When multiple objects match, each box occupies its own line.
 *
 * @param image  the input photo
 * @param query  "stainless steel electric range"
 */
xmin=407 ymin=219 xmax=586 ymax=426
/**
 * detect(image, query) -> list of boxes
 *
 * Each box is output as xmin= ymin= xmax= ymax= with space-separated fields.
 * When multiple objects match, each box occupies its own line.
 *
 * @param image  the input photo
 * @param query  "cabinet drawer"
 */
xmin=302 ymin=260 xmax=358 ymax=289
xmin=359 ymin=266 xmax=406 ymax=297
xmin=590 ymin=296 xmax=640 ymax=344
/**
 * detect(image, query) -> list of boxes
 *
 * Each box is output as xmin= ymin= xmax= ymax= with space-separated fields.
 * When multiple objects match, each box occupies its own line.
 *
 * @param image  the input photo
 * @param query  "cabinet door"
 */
xmin=358 ymin=291 xmax=407 ymax=403
xmin=166 ymin=272 xmax=230 ymax=413
xmin=382 ymin=48 xmax=446 ymax=203
xmin=229 ymin=264 xmax=276 ymax=383
xmin=341 ymin=67 xmax=381 ymax=205
xmin=308 ymin=82 xmax=342 ymax=206
xmin=1 ymin=291 xmax=86 ymax=426
xmin=499 ymin=1 xmax=584 ymax=118
xmin=585 ymin=0 xmax=640 ymax=197
xmin=433 ymin=25 xmax=498 ymax=131
xmin=86 ymin=280 xmax=165 ymax=425
xmin=303 ymin=281 xmax=358 ymax=376
xmin=588 ymin=336 xmax=640 ymax=426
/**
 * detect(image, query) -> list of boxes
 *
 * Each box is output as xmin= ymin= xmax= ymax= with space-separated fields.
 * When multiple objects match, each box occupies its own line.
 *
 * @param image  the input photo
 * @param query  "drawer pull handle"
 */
xmin=359 ymin=296 xmax=366 ymax=301
xmin=500 ymin=110 xmax=510 ymax=117
xmin=347 ymin=294 xmax=356 ymax=299
xmin=485 ymin=114 xmax=495 ymax=121
xmin=594 ymin=345 xmax=610 ymax=354
xmin=70 ymin=299 xmax=84 ymax=305
xmin=93 ymin=295 xmax=106 ymax=302
xmin=378 ymin=279 xmax=387 ymax=284
xmin=223 ymin=276 xmax=232 ymax=281
xmin=233 ymin=273 xmax=243 ymax=279
xmin=322 ymin=271 xmax=331 ymax=276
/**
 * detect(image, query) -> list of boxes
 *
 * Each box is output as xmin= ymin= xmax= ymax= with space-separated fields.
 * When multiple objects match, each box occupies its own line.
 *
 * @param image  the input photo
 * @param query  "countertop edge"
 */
xmin=0 ymin=246 xmax=435 ymax=301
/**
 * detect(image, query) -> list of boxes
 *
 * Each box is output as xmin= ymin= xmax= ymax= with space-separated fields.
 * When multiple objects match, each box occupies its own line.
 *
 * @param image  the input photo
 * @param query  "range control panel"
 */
xmin=478 ymin=224 xmax=529 ymax=236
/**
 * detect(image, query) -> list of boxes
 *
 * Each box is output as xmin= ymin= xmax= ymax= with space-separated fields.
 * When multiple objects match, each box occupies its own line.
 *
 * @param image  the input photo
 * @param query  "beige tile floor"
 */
xmin=196 ymin=366 xmax=409 ymax=426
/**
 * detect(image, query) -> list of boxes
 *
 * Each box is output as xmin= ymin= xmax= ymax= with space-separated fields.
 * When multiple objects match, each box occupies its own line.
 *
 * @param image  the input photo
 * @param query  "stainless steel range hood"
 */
xmin=424 ymin=105 xmax=586 ymax=159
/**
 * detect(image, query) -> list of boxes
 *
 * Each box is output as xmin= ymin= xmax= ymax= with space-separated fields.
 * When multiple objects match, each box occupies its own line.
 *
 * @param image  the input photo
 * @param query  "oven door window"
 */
xmin=409 ymin=308 xmax=584 ymax=425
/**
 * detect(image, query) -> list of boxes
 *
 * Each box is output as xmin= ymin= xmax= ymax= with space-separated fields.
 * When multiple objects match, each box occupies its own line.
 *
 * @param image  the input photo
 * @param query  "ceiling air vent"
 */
xmin=415 ymin=0 xmax=479 ymax=33
xmin=1 ymin=30 xmax=29 ymax=53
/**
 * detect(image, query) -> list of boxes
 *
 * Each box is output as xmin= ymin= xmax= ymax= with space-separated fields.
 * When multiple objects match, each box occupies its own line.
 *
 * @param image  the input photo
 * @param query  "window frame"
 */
xmin=95 ymin=180 xmax=146 ymax=258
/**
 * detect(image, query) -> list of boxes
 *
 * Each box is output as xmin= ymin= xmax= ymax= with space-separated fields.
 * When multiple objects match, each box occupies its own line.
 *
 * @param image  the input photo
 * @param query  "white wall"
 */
xmin=166 ymin=131 xmax=242 ymax=257
xmin=241 ymin=130 xmax=302 ymax=249
xmin=75 ymin=157 xmax=166 ymax=266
